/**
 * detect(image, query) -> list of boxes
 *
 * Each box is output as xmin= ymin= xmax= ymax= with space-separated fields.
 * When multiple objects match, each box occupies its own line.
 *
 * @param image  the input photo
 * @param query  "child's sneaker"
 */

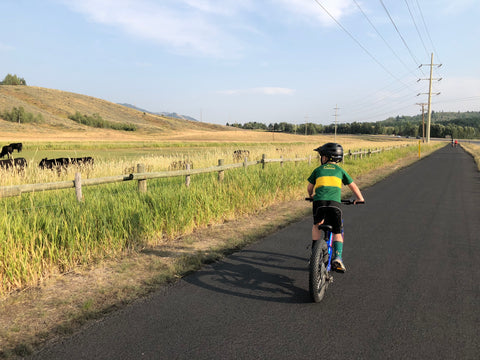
xmin=332 ymin=258 xmax=346 ymax=272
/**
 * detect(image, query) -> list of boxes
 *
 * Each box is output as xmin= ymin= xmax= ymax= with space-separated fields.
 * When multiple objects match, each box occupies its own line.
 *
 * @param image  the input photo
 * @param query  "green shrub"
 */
xmin=1 ymin=106 xmax=43 ymax=123
xmin=68 ymin=111 xmax=137 ymax=131
xmin=1 ymin=74 xmax=27 ymax=85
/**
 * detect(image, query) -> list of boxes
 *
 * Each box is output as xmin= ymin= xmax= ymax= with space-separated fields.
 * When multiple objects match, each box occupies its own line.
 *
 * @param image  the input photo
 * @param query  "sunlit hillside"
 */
xmin=0 ymin=85 xmax=236 ymax=141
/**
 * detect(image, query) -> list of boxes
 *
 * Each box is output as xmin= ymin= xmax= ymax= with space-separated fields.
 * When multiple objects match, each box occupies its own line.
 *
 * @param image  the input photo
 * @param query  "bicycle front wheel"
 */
xmin=309 ymin=240 xmax=328 ymax=302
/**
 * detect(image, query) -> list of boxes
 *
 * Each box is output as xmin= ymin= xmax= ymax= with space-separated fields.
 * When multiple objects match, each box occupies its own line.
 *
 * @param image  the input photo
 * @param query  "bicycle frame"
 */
xmin=319 ymin=219 xmax=344 ymax=272
xmin=319 ymin=226 xmax=333 ymax=272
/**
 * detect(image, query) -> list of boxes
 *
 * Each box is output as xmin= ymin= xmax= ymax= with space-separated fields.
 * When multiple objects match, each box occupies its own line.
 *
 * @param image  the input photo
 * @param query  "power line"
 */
xmin=343 ymin=72 xmax=420 ymax=111
xmin=404 ymin=0 xmax=429 ymax=59
xmin=379 ymin=0 xmax=421 ymax=68
xmin=414 ymin=0 xmax=442 ymax=64
xmin=312 ymin=0 xmax=408 ymax=85
xmin=352 ymin=0 xmax=417 ymax=77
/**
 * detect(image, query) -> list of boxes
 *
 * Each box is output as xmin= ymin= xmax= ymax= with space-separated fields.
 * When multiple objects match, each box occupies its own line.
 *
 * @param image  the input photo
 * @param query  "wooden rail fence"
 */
xmin=0 ymin=145 xmax=409 ymax=201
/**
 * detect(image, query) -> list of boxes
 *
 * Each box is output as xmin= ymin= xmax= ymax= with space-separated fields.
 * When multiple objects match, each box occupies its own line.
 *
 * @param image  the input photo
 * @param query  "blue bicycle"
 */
xmin=306 ymin=198 xmax=363 ymax=303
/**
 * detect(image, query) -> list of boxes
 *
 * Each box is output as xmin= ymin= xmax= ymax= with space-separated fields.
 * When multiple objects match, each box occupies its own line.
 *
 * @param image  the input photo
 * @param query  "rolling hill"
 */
xmin=0 ymin=85 xmax=230 ymax=139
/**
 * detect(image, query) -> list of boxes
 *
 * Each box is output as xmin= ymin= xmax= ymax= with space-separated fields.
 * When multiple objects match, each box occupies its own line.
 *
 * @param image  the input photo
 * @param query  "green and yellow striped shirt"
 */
xmin=308 ymin=163 xmax=353 ymax=202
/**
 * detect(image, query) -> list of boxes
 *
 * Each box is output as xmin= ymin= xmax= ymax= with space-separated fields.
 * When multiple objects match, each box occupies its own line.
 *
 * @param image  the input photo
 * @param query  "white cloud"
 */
xmin=441 ymin=0 xmax=478 ymax=15
xmin=0 ymin=42 xmax=13 ymax=52
xmin=61 ymin=0 xmax=243 ymax=57
xmin=60 ymin=0 xmax=356 ymax=58
xmin=220 ymin=87 xmax=295 ymax=95
xmin=275 ymin=0 xmax=357 ymax=26
xmin=182 ymin=0 xmax=254 ymax=16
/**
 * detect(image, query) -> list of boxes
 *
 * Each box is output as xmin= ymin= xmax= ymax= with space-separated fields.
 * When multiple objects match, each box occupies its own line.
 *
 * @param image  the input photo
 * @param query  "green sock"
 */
xmin=333 ymin=241 xmax=343 ymax=259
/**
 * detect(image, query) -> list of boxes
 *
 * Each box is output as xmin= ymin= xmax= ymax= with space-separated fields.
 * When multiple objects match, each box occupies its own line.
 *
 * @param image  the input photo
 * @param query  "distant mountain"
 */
xmin=118 ymin=103 xmax=198 ymax=122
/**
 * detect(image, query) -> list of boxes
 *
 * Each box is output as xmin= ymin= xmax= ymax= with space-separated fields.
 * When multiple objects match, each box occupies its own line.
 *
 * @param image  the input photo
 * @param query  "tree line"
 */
xmin=227 ymin=111 xmax=480 ymax=139
xmin=1 ymin=74 xmax=27 ymax=85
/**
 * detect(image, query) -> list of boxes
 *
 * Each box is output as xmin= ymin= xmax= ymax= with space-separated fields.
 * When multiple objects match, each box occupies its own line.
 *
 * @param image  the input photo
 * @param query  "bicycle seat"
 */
xmin=318 ymin=224 xmax=333 ymax=232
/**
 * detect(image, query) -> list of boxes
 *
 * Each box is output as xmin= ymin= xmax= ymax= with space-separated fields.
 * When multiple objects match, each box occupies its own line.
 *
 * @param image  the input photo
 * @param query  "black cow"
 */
xmin=0 ymin=157 xmax=27 ymax=171
xmin=39 ymin=157 xmax=94 ymax=171
xmin=0 ymin=145 xmax=13 ymax=159
xmin=9 ymin=143 xmax=23 ymax=152
xmin=70 ymin=157 xmax=94 ymax=166
xmin=39 ymin=158 xmax=70 ymax=170
xmin=0 ymin=143 xmax=23 ymax=159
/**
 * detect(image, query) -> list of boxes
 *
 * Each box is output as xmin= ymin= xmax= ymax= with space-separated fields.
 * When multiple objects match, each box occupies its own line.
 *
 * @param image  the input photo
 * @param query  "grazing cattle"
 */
xmin=0 ymin=157 xmax=27 ymax=171
xmin=39 ymin=157 xmax=94 ymax=171
xmin=0 ymin=143 xmax=23 ymax=159
xmin=233 ymin=149 xmax=250 ymax=162
xmin=39 ymin=158 xmax=70 ymax=170
xmin=70 ymin=157 xmax=94 ymax=166
xmin=0 ymin=145 xmax=13 ymax=159
xmin=9 ymin=143 xmax=23 ymax=152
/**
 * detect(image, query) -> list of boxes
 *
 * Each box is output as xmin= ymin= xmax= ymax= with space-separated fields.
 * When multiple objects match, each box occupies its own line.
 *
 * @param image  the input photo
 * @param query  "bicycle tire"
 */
xmin=309 ymin=240 xmax=328 ymax=302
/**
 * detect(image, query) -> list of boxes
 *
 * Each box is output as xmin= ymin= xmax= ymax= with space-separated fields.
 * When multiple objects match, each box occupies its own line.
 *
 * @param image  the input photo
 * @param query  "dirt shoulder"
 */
xmin=0 ymin=150 xmax=433 ymax=358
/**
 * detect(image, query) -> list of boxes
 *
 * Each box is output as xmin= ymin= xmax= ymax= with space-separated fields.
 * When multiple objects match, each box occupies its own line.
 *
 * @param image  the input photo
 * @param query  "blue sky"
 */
xmin=1 ymin=0 xmax=479 ymax=126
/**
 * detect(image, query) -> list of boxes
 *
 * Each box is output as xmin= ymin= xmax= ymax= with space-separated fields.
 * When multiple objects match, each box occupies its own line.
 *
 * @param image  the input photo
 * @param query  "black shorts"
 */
xmin=312 ymin=200 xmax=343 ymax=234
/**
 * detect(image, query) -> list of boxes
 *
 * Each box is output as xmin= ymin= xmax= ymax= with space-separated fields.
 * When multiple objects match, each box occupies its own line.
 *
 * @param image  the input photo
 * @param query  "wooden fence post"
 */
xmin=243 ymin=157 xmax=248 ymax=169
xmin=280 ymin=155 xmax=284 ymax=168
xmin=218 ymin=159 xmax=224 ymax=182
xmin=74 ymin=172 xmax=83 ymax=202
xmin=137 ymin=163 xmax=147 ymax=193
xmin=262 ymin=154 xmax=266 ymax=169
xmin=185 ymin=163 xmax=191 ymax=187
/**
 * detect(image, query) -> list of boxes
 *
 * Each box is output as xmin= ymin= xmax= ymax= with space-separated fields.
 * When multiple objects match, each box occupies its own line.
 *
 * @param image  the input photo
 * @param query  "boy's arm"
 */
xmin=348 ymin=182 xmax=364 ymax=203
xmin=307 ymin=182 xmax=314 ymax=198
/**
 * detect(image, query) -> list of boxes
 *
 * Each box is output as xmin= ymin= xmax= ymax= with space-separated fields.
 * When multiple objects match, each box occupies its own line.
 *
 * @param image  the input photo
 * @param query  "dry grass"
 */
xmin=461 ymin=142 xmax=480 ymax=170
xmin=0 ymin=85 xmax=229 ymax=136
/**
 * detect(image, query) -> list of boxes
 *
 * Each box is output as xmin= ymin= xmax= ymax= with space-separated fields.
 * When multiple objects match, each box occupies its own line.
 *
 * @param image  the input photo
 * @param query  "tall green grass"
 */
xmin=0 ymin=143 xmax=441 ymax=295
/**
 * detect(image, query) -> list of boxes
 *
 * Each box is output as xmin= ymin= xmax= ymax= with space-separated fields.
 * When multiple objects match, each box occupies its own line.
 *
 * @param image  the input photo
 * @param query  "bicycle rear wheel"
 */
xmin=309 ymin=240 xmax=329 ymax=302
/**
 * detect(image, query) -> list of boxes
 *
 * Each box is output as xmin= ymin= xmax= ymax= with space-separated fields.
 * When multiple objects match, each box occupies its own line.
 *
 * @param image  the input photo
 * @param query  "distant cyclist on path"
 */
xmin=307 ymin=143 xmax=364 ymax=272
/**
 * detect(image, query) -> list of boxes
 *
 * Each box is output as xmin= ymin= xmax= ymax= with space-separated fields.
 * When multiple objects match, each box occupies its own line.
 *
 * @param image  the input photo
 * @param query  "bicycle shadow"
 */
xmin=184 ymin=249 xmax=311 ymax=304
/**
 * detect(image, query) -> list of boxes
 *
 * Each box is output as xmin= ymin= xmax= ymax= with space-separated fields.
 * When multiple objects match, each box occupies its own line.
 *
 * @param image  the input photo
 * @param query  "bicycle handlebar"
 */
xmin=305 ymin=197 xmax=365 ymax=205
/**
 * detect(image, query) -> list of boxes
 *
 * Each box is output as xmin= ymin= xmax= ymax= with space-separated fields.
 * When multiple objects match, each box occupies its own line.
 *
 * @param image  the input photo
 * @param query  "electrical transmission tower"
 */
xmin=417 ymin=53 xmax=442 ymax=143
xmin=333 ymin=105 xmax=340 ymax=142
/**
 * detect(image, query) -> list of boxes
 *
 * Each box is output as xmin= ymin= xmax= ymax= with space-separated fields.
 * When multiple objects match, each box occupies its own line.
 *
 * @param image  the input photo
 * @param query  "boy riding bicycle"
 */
xmin=307 ymin=143 xmax=364 ymax=272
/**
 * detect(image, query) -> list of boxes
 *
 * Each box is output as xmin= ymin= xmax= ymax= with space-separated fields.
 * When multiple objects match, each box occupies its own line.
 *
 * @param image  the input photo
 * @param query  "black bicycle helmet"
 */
xmin=314 ymin=142 xmax=343 ymax=163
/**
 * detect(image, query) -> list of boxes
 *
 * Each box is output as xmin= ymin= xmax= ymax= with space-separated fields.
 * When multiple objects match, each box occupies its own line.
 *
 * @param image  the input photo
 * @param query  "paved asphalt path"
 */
xmin=31 ymin=145 xmax=479 ymax=360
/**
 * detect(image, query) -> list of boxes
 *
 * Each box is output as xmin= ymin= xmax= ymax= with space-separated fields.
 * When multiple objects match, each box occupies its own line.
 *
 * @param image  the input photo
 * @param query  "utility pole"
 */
xmin=333 ymin=105 xmax=340 ymax=142
xmin=305 ymin=115 xmax=309 ymax=136
xmin=418 ymin=53 xmax=442 ymax=143
xmin=416 ymin=102 xmax=427 ymax=143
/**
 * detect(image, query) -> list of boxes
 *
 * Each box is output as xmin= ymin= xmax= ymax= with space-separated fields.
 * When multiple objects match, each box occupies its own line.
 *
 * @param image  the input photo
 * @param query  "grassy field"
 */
xmin=0 ymin=135 xmax=445 ymax=358
xmin=0 ymin=135 xmax=415 ymax=185
xmin=0 ymin=135 xmax=431 ymax=295
xmin=461 ymin=141 xmax=480 ymax=170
